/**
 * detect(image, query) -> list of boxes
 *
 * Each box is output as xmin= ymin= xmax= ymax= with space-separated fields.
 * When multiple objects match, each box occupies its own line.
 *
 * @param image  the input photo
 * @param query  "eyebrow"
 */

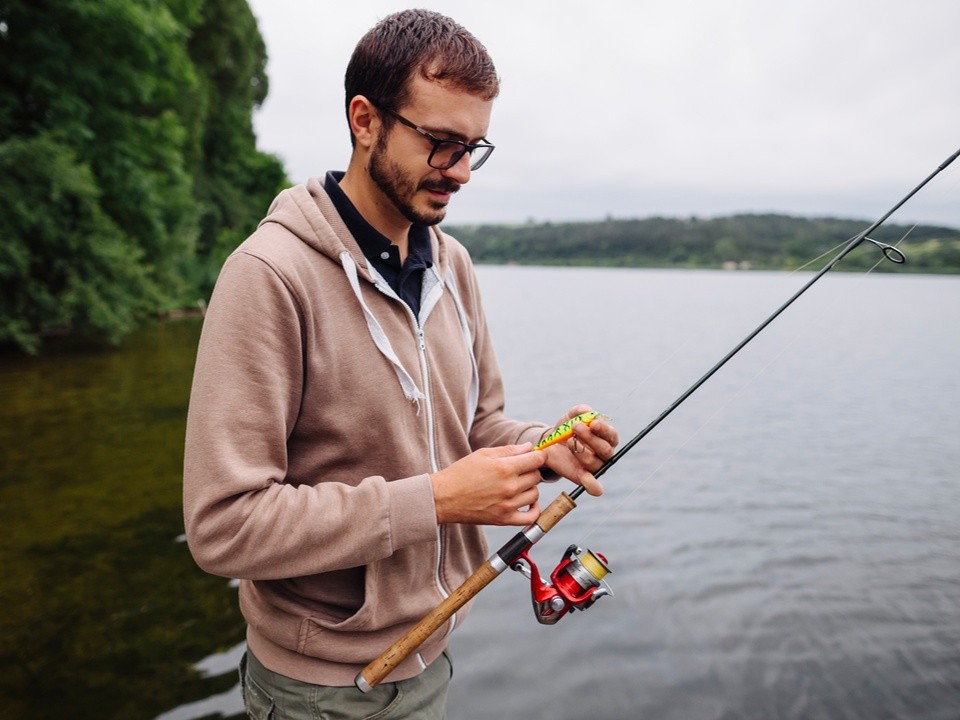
xmin=421 ymin=124 xmax=488 ymax=145
xmin=384 ymin=105 xmax=490 ymax=145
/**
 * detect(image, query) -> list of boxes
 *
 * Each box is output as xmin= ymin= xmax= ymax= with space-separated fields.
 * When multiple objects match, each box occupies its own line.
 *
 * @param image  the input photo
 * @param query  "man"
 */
xmin=183 ymin=9 xmax=618 ymax=719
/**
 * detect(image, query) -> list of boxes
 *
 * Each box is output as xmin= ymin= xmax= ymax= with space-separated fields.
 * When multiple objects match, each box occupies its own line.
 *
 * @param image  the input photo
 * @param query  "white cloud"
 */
xmin=246 ymin=0 xmax=960 ymax=227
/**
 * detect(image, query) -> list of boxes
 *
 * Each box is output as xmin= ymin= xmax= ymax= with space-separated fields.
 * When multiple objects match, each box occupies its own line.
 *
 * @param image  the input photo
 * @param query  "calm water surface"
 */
xmin=1 ymin=267 xmax=957 ymax=719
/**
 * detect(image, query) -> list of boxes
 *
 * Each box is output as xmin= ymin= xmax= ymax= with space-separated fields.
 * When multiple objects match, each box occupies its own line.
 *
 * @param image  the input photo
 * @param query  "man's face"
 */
xmin=368 ymin=75 xmax=493 ymax=226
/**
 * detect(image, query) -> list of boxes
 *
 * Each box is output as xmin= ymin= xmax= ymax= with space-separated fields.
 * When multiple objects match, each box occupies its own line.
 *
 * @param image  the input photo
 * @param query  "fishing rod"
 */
xmin=355 ymin=145 xmax=960 ymax=693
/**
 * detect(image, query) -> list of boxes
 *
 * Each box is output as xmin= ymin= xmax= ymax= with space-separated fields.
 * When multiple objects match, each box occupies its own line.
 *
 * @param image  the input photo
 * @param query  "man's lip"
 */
xmin=421 ymin=182 xmax=460 ymax=200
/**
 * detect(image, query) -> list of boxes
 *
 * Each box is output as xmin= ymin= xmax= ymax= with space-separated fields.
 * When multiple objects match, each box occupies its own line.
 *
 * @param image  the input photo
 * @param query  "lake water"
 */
xmin=2 ymin=266 xmax=958 ymax=719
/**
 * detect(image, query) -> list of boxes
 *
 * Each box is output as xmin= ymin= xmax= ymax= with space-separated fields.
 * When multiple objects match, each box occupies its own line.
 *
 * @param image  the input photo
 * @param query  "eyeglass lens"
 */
xmin=430 ymin=142 xmax=492 ymax=171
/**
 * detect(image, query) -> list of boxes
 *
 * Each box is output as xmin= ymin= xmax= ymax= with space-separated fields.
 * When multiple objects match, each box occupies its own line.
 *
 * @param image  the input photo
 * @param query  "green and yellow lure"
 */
xmin=534 ymin=411 xmax=602 ymax=451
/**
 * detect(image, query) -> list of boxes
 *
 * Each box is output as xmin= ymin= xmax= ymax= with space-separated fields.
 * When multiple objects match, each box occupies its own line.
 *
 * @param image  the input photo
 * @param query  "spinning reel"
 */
xmin=511 ymin=544 xmax=613 ymax=624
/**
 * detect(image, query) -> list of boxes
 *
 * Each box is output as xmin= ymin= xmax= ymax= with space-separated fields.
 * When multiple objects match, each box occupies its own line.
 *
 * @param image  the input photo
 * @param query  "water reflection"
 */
xmin=0 ymin=318 xmax=246 ymax=719
xmin=154 ymin=642 xmax=245 ymax=720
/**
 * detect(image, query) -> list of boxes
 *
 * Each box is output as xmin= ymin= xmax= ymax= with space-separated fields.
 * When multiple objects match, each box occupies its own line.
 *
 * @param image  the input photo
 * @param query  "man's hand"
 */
xmin=540 ymin=404 xmax=620 ymax=497
xmin=431 ymin=444 xmax=545 ymax=526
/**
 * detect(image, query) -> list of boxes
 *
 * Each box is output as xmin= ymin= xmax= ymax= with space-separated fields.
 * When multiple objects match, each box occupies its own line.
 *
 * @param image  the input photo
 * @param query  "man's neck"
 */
xmin=338 ymin=167 xmax=411 ymax=261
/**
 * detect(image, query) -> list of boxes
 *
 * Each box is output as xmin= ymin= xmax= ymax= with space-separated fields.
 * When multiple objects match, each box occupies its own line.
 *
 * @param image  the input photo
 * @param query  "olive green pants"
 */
xmin=240 ymin=649 xmax=452 ymax=720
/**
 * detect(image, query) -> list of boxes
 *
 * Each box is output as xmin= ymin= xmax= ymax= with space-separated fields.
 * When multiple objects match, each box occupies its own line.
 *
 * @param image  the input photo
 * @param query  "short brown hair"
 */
xmin=344 ymin=9 xmax=499 ymax=145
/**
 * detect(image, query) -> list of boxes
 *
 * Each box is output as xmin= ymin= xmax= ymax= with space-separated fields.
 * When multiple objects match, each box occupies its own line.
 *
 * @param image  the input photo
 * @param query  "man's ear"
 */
xmin=347 ymin=95 xmax=380 ymax=150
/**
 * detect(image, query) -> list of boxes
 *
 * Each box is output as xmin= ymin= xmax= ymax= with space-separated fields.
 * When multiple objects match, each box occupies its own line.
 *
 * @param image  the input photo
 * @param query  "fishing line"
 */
xmin=594 ymin=217 xmax=915 ymax=429
xmin=576 ymin=242 xmax=886 ymax=513
xmin=599 ymin=238 xmax=862 ymax=431
xmin=572 ymin=155 xmax=960 ymax=547
xmin=866 ymin=224 xmax=916 ymax=273
xmin=567 ymin=147 xmax=960 ymax=508
xmin=578 ymin=220 xmax=931 ymax=538
xmin=572 ymin=211 xmax=946 ymax=544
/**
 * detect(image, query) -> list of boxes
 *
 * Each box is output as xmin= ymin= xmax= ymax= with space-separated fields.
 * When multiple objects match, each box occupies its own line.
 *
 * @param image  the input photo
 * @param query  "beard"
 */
xmin=368 ymin=132 xmax=460 ymax=226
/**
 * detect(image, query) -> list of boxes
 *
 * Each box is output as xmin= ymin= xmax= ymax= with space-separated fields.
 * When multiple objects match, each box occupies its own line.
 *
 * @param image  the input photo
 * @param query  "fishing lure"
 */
xmin=534 ymin=411 xmax=602 ymax=451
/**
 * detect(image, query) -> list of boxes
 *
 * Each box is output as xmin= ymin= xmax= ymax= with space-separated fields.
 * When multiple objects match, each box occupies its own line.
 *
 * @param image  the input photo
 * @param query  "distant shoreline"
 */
xmin=447 ymin=213 xmax=960 ymax=275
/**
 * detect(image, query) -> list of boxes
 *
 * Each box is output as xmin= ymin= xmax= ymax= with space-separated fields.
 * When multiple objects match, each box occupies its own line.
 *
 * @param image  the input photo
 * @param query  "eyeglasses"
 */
xmin=378 ymin=106 xmax=495 ymax=171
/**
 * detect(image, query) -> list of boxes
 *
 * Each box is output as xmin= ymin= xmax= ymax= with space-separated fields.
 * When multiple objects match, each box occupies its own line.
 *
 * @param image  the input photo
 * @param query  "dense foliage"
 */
xmin=0 ymin=0 xmax=287 ymax=352
xmin=448 ymin=214 xmax=960 ymax=274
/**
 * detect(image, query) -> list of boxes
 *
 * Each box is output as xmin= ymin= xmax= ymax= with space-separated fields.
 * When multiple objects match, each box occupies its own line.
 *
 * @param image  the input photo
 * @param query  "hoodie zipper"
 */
xmin=409 ymin=318 xmax=455 ymax=612
xmin=388 ymin=288 xmax=458 ymax=641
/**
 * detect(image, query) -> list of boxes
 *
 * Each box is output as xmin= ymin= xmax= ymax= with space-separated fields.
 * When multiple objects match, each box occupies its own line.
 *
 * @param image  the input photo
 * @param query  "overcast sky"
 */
xmin=245 ymin=0 xmax=960 ymax=229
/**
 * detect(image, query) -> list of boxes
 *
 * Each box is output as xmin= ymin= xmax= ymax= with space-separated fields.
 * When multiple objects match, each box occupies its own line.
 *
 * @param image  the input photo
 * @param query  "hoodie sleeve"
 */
xmin=183 ymin=250 xmax=438 ymax=581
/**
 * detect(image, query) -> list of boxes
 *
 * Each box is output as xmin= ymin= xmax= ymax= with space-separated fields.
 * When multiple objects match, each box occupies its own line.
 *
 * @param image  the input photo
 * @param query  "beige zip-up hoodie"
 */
xmin=183 ymin=177 xmax=546 ymax=686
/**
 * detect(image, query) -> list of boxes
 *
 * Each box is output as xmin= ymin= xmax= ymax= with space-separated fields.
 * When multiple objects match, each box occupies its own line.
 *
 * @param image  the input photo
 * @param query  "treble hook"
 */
xmin=864 ymin=236 xmax=906 ymax=264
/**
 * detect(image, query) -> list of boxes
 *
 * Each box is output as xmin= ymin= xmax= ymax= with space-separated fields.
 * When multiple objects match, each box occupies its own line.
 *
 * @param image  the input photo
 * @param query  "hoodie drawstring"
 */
xmin=340 ymin=252 xmax=426 ymax=407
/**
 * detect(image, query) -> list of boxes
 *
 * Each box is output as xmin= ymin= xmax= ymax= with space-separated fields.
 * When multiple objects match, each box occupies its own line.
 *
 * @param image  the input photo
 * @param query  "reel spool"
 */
xmin=511 ymin=544 xmax=613 ymax=625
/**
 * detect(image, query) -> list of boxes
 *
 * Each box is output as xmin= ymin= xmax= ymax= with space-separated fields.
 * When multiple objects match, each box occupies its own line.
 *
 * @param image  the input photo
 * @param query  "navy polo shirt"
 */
xmin=324 ymin=171 xmax=433 ymax=318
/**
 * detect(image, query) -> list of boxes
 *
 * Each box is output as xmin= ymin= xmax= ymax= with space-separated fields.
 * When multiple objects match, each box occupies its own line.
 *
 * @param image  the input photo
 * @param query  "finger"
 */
xmin=559 ymin=404 xmax=593 ymax=423
xmin=513 ymin=484 xmax=541 ymax=510
xmin=567 ymin=441 xmax=600 ymax=471
xmin=507 ymin=500 xmax=542 ymax=526
xmin=498 ymin=486 xmax=540 ymax=525
xmin=572 ymin=448 xmax=604 ymax=475
xmin=490 ymin=442 xmax=534 ymax=457
xmin=574 ymin=423 xmax=615 ymax=461
xmin=576 ymin=470 xmax=603 ymax=497
xmin=567 ymin=404 xmax=593 ymax=418
xmin=513 ymin=467 xmax=547 ymax=497
xmin=592 ymin=419 xmax=620 ymax=446
xmin=509 ymin=450 xmax=549 ymax=477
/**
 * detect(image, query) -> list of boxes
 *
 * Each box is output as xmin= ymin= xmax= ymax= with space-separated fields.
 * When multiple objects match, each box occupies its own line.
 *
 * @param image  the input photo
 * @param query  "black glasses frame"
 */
xmin=377 ymin=106 xmax=495 ymax=171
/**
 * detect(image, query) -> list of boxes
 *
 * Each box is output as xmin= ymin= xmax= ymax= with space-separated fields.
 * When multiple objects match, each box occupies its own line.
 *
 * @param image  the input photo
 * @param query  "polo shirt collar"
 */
xmin=324 ymin=171 xmax=433 ymax=270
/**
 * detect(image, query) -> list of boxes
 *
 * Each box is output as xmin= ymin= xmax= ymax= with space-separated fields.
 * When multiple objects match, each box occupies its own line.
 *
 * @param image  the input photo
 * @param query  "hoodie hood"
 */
xmin=253 ymin=177 xmax=474 ymax=411
xmin=260 ymin=176 xmax=368 ymax=272
xmin=258 ymin=176 xmax=452 ymax=285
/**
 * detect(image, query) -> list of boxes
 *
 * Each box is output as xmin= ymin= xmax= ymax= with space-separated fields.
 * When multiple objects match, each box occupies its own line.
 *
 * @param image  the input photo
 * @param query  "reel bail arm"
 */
xmin=512 ymin=544 xmax=613 ymax=624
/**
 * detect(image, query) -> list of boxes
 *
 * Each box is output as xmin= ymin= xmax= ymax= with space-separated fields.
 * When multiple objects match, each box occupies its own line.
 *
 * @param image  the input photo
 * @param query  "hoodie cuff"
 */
xmin=386 ymin=473 xmax=440 ymax=550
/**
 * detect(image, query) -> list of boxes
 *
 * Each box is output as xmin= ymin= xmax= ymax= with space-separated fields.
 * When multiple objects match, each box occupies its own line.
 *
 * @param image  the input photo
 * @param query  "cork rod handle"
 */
xmin=355 ymin=560 xmax=501 ymax=691
xmin=355 ymin=492 xmax=577 ymax=692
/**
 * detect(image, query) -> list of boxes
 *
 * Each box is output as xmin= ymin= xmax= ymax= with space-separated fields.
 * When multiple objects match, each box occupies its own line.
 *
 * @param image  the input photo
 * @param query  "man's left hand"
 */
xmin=538 ymin=404 xmax=619 ymax=497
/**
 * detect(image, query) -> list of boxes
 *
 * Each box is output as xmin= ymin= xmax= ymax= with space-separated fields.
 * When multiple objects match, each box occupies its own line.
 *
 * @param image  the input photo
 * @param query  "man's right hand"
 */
xmin=430 ymin=443 xmax=546 ymax=526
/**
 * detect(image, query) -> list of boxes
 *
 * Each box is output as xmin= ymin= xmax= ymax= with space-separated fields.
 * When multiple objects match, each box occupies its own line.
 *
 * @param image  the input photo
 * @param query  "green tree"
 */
xmin=187 ymin=0 xmax=288 ymax=294
xmin=1 ymin=0 xmax=203 ymax=297
xmin=0 ymin=0 xmax=286 ymax=352
xmin=0 ymin=135 xmax=159 ymax=352
xmin=449 ymin=214 xmax=960 ymax=273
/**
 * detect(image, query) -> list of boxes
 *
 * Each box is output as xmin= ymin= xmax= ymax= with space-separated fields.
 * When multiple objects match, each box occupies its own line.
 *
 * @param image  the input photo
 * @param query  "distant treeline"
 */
xmin=0 ymin=0 xmax=287 ymax=353
xmin=447 ymin=214 xmax=960 ymax=274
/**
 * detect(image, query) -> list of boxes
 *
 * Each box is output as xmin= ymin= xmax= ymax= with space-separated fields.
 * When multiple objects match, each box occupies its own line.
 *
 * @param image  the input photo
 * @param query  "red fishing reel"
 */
xmin=510 ymin=544 xmax=613 ymax=625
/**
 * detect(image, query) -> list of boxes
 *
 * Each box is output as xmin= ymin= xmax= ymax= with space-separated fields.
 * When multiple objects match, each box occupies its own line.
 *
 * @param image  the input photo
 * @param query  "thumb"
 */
xmin=486 ymin=442 xmax=533 ymax=457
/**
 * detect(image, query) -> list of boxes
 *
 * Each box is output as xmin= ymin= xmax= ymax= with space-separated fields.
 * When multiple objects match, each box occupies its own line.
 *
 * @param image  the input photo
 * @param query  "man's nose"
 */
xmin=440 ymin=152 xmax=472 ymax=184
